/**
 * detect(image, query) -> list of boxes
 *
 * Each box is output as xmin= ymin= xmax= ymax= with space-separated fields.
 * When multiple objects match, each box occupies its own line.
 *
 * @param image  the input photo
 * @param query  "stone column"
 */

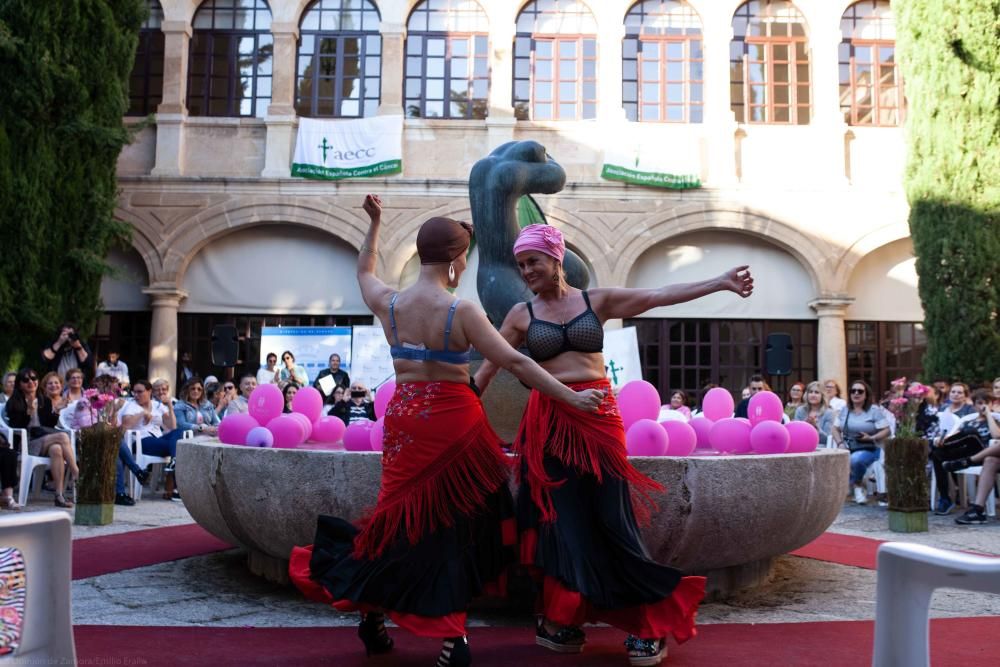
xmin=596 ymin=21 xmax=625 ymax=122
xmin=807 ymin=15 xmax=850 ymax=184
xmin=152 ymin=20 xmax=191 ymax=177
xmin=810 ymin=298 xmax=853 ymax=392
xmin=144 ymin=287 xmax=188 ymax=391
xmin=700 ymin=19 xmax=738 ymax=186
xmin=262 ymin=22 xmax=300 ymax=178
xmin=486 ymin=15 xmax=516 ymax=148
xmin=378 ymin=26 xmax=405 ymax=116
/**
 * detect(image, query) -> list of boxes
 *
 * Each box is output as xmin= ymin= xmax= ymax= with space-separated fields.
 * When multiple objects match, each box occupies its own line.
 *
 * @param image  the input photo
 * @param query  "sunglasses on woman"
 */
xmin=850 ymin=388 xmax=866 ymax=394
xmin=20 ymin=375 xmax=38 ymax=383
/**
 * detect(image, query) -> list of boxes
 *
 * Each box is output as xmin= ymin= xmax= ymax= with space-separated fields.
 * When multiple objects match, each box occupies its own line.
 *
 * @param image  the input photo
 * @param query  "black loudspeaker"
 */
xmin=765 ymin=333 xmax=793 ymax=376
xmin=211 ymin=325 xmax=239 ymax=367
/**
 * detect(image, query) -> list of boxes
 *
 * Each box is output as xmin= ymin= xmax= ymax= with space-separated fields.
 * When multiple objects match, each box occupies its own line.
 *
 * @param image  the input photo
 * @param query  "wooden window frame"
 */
xmin=404 ymin=31 xmax=489 ymax=120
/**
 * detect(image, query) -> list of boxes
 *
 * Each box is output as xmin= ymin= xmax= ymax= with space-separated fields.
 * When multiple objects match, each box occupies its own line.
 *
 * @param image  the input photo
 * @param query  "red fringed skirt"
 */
xmin=289 ymin=381 xmax=516 ymax=638
xmin=515 ymin=378 xmax=706 ymax=642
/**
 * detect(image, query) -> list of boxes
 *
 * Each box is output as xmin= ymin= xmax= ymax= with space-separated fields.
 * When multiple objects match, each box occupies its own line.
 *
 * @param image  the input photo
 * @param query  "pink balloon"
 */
xmin=786 ymin=421 xmax=820 ymax=453
xmin=661 ymin=420 xmax=697 ymax=456
xmin=344 ymin=420 xmax=375 ymax=452
xmin=618 ymin=381 xmax=661 ymax=431
xmin=245 ymin=426 xmax=273 ymax=448
xmin=266 ymin=415 xmax=306 ymax=448
xmin=750 ymin=421 xmax=790 ymax=454
xmin=689 ymin=417 xmax=714 ymax=449
xmin=710 ymin=418 xmax=752 ymax=454
xmin=736 ymin=417 xmax=751 ymax=425
xmin=218 ymin=413 xmax=260 ymax=445
xmin=702 ymin=387 xmax=735 ymax=422
xmin=373 ymin=381 xmax=396 ymax=419
xmin=310 ymin=416 xmax=346 ymax=444
xmin=370 ymin=417 xmax=385 ymax=451
xmin=287 ymin=412 xmax=313 ymax=443
xmin=748 ymin=391 xmax=784 ymax=426
xmin=626 ymin=419 xmax=669 ymax=456
xmin=249 ymin=384 xmax=284 ymax=426
xmin=291 ymin=386 xmax=324 ymax=423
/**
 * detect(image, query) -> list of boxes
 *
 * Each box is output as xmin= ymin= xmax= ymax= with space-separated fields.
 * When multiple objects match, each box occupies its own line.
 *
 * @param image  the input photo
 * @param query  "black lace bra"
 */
xmin=524 ymin=291 xmax=604 ymax=362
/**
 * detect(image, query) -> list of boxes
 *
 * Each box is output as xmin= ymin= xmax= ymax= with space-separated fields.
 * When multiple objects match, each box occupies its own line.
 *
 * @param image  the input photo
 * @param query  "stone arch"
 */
xmin=536 ymin=206 xmax=614 ymax=287
xmin=513 ymin=0 xmax=600 ymax=22
xmin=611 ymin=205 xmax=828 ymax=292
xmin=113 ymin=206 xmax=163 ymax=282
xmin=829 ymin=221 xmax=911 ymax=294
xmin=160 ymin=199 xmax=370 ymax=284
xmin=844 ymin=235 xmax=922 ymax=321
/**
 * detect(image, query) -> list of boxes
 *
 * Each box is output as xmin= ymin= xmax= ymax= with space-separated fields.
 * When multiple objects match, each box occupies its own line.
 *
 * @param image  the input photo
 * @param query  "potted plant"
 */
xmin=883 ymin=379 xmax=931 ymax=532
xmin=73 ymin=388 xmax=123 ymax=526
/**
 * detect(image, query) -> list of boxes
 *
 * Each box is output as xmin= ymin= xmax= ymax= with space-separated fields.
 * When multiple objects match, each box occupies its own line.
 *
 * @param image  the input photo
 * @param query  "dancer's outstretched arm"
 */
xmin=461 ymin=302 xmax=601 ymax=412
xmin=590 ymin=265 xmax=753 ymax=321
xmin=473 ymin=303 xmax=527 ymax=394
xmin=356 ymin=194 xmax=394 ymax=317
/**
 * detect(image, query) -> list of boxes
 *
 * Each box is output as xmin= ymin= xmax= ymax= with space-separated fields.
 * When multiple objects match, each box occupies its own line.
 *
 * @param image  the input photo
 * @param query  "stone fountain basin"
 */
xmin=177 ymin=441 xmax=848 ymax=595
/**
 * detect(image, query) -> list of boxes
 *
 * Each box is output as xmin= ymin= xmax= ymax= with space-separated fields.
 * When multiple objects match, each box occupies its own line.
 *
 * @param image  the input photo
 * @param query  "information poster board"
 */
xmin=259 ymin=326 xmax=353 ymax=384
xmin=350 ymin=325 xmax=395 ymax=392
xmin=602 ymin=326 xmax=642 ymax=391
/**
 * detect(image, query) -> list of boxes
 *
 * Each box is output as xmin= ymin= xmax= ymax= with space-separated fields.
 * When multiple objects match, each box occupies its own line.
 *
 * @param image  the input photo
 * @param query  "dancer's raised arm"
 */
xmin=590 ymin=265 xmax=753 ymax=321
xmin=357 ymin=194 xmax=394 ymax=315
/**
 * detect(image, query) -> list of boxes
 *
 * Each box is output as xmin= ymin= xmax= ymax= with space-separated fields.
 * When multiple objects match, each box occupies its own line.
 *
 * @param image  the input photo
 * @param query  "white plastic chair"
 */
xmin=956 ymin=466 xmax=998 ymax=517
xmin=0 ymin=412 xmax=53 ymax=508
xmin=0 ymin=510 xmax=76 ymax=664
xmin=126 ymin=429 xmax=193 ymax=501
xmin=866 ymin=447 xmax=887 ymax=496
xmin=873 ymin=542 xmax=1000 ymax=667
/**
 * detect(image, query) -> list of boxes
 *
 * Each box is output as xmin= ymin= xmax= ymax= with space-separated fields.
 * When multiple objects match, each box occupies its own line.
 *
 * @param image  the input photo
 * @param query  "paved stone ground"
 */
xmin=54 ymin=495 xmax=1000 ymax=628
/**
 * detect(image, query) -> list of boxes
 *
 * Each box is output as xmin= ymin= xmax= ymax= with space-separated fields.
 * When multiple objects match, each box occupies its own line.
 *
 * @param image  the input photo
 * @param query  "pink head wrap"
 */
xmin=512 ymin=224 xmax=565 ymax=263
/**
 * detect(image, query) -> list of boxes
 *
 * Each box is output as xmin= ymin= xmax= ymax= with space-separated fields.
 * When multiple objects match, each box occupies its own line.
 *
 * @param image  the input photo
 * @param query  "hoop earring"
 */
xmin=552 ymin=272 xmax=560 ymax=283
xmin=448 ymin=263 xmax=456 ymax=282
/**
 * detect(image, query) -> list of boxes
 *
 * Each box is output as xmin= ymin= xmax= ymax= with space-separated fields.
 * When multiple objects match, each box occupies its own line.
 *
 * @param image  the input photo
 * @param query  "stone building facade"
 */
xmin=107 ymin=0 xmax=923 ymax=402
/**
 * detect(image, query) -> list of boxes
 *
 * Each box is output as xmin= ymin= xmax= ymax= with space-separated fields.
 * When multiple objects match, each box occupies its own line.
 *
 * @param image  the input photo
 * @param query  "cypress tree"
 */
xmin=897 ymin=1 xmax=1000 ymax=383
xmin=0 ymin=0 xmax=144 ymax=370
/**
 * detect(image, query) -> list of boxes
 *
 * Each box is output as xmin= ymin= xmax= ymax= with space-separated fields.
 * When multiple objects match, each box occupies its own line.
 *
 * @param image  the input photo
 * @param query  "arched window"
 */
xmin=513 ymin=0 xmax=598 ymax=121
xmin=405 ymin=0 xmax=489 ymax=119
xmin=623 ymin=0 xmax=703 ymax=123
xmin=296 ymin=0 xmax=381 ymax=118
xmin=839 ymin=1 xmax=902 ymax=126
xmin=127 ymin=0 xmax=165 ymax=115
xmin=729 ymin=1 xmax=809 ymax=125
xmin=188 ymin=0 xmax=273 ymax=117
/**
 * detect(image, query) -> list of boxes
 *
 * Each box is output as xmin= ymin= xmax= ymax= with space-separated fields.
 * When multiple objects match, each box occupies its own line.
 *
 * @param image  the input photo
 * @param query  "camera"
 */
xmin=68 ymin=332 xmax=79 ymax=342
xmin=351 ymin=390 xmax=367 ymax=399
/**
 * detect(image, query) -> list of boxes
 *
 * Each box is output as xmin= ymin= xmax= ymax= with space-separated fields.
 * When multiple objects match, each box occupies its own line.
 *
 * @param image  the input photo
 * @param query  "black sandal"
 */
xmin=535 ymin=618 xmax=586 ymax=653
xmin=357 ymin=612 xmax=393 ymax=656
xmin=436 ymin=635 xmax=470 ymax=667
xmin=625 ymin=635 xmax=668 ymax=667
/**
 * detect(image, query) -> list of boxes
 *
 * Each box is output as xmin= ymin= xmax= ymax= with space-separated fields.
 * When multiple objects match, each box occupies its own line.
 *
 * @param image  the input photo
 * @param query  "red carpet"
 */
xmin=73 ymin=523 xmax=232 ymax=580
xmin=789 ymin=532 xmax=884 ymax=569
xmin=74 ymin=617 xmax=1000 ymax=666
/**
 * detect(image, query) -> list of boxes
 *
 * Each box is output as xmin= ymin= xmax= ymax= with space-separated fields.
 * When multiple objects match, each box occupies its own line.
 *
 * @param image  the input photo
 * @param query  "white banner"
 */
xmin=601 ymin=126 xmax=700 ymax=189
xmin=292 ymin=115 xmax=403 ymax=180
xmin=602 ymin=327 xmax=643 ymax=391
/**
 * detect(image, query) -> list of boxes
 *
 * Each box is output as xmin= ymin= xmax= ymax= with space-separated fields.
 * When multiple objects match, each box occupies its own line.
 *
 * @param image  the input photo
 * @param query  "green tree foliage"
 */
xmin=0 ymin=0 xmax=144 ymax=370
xmin=897 ymin=0 xmax=1000 ymax=383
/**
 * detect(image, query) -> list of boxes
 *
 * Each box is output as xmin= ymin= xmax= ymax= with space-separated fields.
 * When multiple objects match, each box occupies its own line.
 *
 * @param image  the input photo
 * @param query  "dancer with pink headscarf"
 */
xmin=475 ymin=224 xmax=754 ymax=666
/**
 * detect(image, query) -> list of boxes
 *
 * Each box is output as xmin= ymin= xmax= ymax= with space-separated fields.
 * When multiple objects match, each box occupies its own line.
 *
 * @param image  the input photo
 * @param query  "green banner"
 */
xmin=291 ymin=159 xmax=402 ymax=181
xmin=600 ymin=163 xmax=701 ymax=190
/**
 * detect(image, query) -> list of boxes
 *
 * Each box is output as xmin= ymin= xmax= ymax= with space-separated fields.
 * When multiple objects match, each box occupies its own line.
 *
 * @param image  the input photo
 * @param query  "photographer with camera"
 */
xmin=41 ymin=323 xmax=91 ymax=380
xmin=331 ymin=382 xmax=375 ymax=426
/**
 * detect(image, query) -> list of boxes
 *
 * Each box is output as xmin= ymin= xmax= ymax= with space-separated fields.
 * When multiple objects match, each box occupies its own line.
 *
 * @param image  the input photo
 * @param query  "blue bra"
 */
xmin=389 ymin=293 xmax=472 ymax=365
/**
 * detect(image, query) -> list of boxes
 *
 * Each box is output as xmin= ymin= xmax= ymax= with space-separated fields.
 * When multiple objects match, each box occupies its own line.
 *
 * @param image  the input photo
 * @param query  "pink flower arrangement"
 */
xmin=78 ymin=389 xmax=120 ymax=428
xmin=886 ymin=378 xmax=932 ymax=439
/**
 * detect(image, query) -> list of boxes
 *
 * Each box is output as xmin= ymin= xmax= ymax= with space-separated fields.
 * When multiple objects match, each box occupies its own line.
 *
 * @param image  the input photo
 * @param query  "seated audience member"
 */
xmin=824 ymin=379 xmax=846 ymax=412
xmin=664 ymin=390 xmax=691 ymax=420
xmin=282 ymin=382 xmax=300 ymax=414
xmin=932 ymin=378 xmax=952 ymax=409
xmin=950 ymin=437 xmax=1000 ymax=525
xmin=879 ymin=377 xmax=906 ymax=409
xmin=151 ymin=378 xmax=174 ymax=404
xmin=257 ymin=353 xmax=279 ymax=386
xmin=41 ymin=372 xmax=68 ymax=413
xmin=4 ymin=368 xmax=77 ymax=507
xmin=41 ymin=323 xmax=90 ymax=380
xmin=735 ymin=375 xmax=769 ymax=419
xmin=913 ymin=385 xmax=944 ymax=442
xmin=313 ymin=353 xmax=351 ymax=405
xmin=219 ymin=374 xmax=256 ymax=418
xmin=115 ymin=380 xmax=184 ymax=506
xmin=276 ymin=350 xmax=308 ymax=387
xmin=0 ymin=372 xmax=15 ymax=406
xmin=63 ymin=368 xmax=86 ymax=404
xmin=740 ymin=386 xmax=751 ymax=401
xmin=931 ymin=390 xmax=1000 ymax=516
xmin=832 ymin=380 xmax=890 ymax=505
xmin=940 ymin=382 xmax=974 ymax=419
xmin=991 ymin=377 xmax=1000 ymax=413
xmin=0 ymin=433 xmax=19 ymax=510
xmin=174 ymin=378 xmax=220 ymax=436
xmin=332 ymin=383 xmax=375 ymax=425
xmin=692 ymin=383 xmax=718 ymax=418
xmin=177 ymin=351 xmax=196 ymax=385
xmin=96 ymin=349 xmax=130 ymax=389
xmin=204 ymin=375 xmax=221 ymax=410
xmin=785 ymin=382 xmax=805 ymax=419
xmin=794 ymin=381 xmax=835 ymax=443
